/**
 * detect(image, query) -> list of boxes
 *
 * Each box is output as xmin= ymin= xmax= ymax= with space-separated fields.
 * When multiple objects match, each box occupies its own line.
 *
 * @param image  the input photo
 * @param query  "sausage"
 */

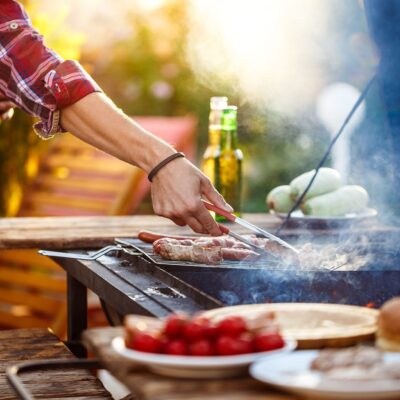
xmin=138 ymin=230 xmax=197 ymax=244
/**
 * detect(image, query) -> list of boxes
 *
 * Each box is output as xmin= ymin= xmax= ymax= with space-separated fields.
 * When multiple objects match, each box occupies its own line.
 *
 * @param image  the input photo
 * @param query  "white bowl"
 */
xmin=112 ymin=336 xmax=296 ymax=378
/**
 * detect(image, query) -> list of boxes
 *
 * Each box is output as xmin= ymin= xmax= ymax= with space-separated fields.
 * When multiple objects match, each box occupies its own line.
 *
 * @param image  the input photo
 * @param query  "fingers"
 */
xmin=201 ymin=177 xmax=233 ymax=212
xmin=193 ymin=203 xmax=222 ymax=236
xmin=170 ymin=217 xmax=186 ymax=227
xmin=185 ymin=216 xmax=207 ymax=234
xmin=157 ymin=206 xmax=220 ymax=235
xmin=150 ymin=163 xmax=232 ymax=236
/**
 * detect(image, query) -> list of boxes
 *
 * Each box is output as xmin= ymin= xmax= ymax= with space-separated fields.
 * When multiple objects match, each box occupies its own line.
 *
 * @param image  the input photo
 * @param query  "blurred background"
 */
xmin=0 ymin=0 xmax=385 ymax=216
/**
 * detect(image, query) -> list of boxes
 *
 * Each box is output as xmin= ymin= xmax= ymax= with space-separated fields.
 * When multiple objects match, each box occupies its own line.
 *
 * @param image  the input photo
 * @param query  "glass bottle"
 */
xmin=215 ymin=106 xmax=243 ymax=220
xmin=201 ymin=96 xmax=228 ymax=184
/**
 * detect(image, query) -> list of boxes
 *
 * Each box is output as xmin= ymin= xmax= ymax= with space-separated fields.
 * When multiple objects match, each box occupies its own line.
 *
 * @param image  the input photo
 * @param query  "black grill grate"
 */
xmin=79 ymin=236 xmax=400 ymax=313
xmin=114 ymin=238 xmax=395 ymax=272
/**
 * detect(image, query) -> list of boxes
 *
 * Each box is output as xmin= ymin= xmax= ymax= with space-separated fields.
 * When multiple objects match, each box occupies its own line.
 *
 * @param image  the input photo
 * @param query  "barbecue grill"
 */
xmin=115 ymin=233 xmax=400 ymax=307
xmin=46 ymin=225 xmax=400 ymax=356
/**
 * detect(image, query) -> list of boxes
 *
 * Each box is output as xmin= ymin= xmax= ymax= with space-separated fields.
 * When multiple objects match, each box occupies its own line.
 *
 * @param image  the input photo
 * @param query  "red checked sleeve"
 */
xmin=0 ymin=0 xmax=101 ymax=139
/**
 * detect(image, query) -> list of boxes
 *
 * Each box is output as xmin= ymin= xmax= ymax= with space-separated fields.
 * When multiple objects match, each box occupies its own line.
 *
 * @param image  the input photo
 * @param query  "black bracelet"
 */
xmin=148 ymin=152 xmax=185 ymax=182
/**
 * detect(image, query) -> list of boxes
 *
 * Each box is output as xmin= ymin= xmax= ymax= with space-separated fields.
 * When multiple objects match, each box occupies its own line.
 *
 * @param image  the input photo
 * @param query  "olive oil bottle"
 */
xmin=215 ymin=106 xmax=243 ymax=221
xmin=201 ymin=96 xmax=228 ymax=184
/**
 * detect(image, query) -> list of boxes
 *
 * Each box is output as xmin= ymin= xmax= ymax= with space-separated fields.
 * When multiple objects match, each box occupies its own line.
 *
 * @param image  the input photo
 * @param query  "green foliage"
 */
xmin=93 ymin=1 xmax=210 ymax=117
xmin=0 ymin=111 xmax=34 ymax=216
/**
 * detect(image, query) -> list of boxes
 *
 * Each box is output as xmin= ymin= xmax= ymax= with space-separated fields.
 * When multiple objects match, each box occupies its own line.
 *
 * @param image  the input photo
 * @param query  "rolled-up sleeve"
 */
xmin=0 ymin=0 xmax=101 ymax=139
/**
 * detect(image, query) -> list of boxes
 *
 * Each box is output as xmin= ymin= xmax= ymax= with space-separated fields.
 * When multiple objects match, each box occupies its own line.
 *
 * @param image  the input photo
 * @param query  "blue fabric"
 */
xmin=365 ymin=0 xmax=400 ymax=131
xmin=361 ymin=0 xmax=400 ymax=214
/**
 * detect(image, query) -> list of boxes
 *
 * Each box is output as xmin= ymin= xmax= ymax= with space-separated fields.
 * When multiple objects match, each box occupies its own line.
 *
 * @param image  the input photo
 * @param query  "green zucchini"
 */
xmin=290 ymin=168 xmax=342 ymax=201
xmin=301 ymin=185 xmax=369 ymax=216
xmin=266 ymin=185 xmax=295 ymax=213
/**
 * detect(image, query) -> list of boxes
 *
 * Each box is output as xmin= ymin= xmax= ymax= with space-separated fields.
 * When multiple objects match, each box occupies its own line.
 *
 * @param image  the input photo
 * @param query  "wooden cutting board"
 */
xmin=203 ymin=303 xmax=379 ymax=349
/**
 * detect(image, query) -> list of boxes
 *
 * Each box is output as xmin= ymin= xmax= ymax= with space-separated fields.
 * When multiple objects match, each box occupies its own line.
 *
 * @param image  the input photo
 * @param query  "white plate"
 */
xmin=112 ymin=336 xmax=296 ymax=378
xmin=271 ymin=208 xmax=378 ymax=228
xmin=250 ymin=350 xmax=400 ymax=400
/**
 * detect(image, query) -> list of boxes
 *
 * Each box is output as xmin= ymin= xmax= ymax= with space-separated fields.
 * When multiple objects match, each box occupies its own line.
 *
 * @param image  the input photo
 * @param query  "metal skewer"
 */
xmin=38 ymin=245 xmax=120 ymax=260
xmin=202 ymin=200 xmax=299 ymax=255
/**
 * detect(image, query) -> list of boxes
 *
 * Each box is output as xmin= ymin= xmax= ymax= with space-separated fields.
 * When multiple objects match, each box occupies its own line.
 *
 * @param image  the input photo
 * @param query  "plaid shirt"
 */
xmin=0 ymin=0 xmax=101 ymax=139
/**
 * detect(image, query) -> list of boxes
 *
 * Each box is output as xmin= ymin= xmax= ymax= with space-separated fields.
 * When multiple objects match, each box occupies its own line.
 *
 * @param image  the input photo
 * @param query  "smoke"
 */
xmin=186 ymin=0 xmax=340 ymax=115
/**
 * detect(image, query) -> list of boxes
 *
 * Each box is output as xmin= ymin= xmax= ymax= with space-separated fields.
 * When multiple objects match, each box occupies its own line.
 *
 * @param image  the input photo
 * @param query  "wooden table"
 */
xmin=0 ymin=214 xmax=386 ymax=250
xmin=83 ymin=326 xmax=298 ymax=400
xmin=0 ymin=214 xmax=284 ymax=249
xmin=0 ymin=328 xmax=112 ymax=400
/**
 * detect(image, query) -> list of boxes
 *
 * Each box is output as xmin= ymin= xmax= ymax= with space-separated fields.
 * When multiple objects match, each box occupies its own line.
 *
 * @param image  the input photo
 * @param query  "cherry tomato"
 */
xmin=217 ymin=316 xmax=247 ymax=337
xmin=183 ymin=318 xmax=209 ymax=341
xmin=163 ymin=339 xmax=188 ymax=355
xmin=216 ymin=335 xmax=253 ymax=355
xmin=236 ymin=334 xmax=255 ymax=354
xmin=164 ymin=314 xmax=187 ymax=338
xmin=254 ymin=332 xmax=284 ymax=352
xmin=130 ymin=332 xmax=162 ymax=353
xmin=204 ymin=323 xmax=219 ymax=340
xmin=189 ymin=339 xmax=215 ymax=356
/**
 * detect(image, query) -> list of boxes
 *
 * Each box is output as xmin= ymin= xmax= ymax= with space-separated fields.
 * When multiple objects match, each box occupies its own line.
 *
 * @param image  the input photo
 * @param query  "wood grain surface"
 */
xmin=83 ymin=326 xmax=298 ymax=400
xmin=0 ymin=214 xmax=387 ymax=250
xmin=0 ymin=214 xmax=282 ymax=249
xmin=0 ymin=328 xmax=112 ymax=400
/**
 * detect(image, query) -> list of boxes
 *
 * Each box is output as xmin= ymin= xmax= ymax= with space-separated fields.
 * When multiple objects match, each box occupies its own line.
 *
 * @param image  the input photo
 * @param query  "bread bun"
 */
xmin=376 ymin=297 xmax=400 ymax=352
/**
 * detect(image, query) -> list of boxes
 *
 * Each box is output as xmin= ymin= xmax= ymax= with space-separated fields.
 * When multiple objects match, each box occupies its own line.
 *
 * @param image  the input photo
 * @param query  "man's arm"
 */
xmin=61 ymin=93 xmax=231 ymax=234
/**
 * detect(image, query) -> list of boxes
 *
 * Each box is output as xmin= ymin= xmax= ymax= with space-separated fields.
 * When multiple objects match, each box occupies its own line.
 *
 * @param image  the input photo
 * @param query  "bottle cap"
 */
xmin=210 ymin=96 xmax=228 ymax=110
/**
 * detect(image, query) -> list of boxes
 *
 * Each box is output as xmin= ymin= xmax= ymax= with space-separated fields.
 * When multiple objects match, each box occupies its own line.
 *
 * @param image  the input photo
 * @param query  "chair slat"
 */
xmin=0 ymin=267 xmax=66 ymax=292
xmin=38 ymin=176 xmax=123 ymax=193
xmin=26 ymin=193 xmax=111 ymax=212
xmin=44 ymin=155 xmax=128 ymax=174
xmin=0 ymin=310 xmax=49 ymax=329
xmin=0 ymin=288 xmax=62 ymax=316
xmin=0 ymin=250 xmax=62 ymax=272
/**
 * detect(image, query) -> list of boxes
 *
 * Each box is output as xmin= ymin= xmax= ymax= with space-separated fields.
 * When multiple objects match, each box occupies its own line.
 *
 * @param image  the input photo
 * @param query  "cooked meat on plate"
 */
xmin=311 ymin=346 xmax=400 ymax=380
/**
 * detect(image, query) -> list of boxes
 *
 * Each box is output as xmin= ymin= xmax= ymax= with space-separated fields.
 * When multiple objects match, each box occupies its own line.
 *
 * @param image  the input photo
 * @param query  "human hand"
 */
xmin=151 ymin=157 xmax=233 ymax=235
xmin=0 ymin=97 xmax=15 ymax=121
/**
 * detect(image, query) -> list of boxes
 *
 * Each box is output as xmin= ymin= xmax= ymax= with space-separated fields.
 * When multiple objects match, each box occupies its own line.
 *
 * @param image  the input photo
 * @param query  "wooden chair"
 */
xmin=0 ymin=115 xmax=197 ymax=337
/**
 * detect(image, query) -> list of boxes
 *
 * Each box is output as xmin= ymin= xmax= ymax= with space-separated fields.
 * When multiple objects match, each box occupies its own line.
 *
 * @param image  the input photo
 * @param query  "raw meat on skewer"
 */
xmin=154 ymin=238 xmax=222 ymax=264
xmin=195 ymin=236 xmax=250 ymax=249
xmin=140 ymin=230 xmax=298 ymax=264
xmin=152 ymin=237 xmax=260 ymax=264
xmin=221 ymin=247 xmax=260 ymax=261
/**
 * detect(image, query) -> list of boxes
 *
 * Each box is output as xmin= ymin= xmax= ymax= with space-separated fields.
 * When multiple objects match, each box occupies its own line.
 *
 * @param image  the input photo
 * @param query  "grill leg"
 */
xmin=66 ymin=273 xmax=87 ymax=357
xmin=100 ymin=298 xmax=124 ymax=326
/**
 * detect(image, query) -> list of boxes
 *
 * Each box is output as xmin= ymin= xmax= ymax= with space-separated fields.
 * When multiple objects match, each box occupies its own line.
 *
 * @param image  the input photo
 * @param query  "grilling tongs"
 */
xmin=202 ymin=200 xmax=299 ymax=255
